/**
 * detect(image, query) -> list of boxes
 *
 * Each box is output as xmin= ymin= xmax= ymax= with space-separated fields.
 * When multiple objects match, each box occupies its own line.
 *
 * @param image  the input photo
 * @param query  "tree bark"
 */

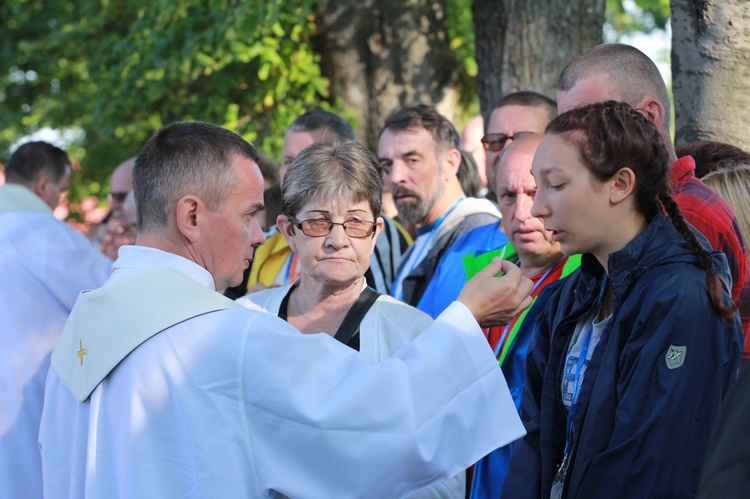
xmin=314 ymin=0 xmax=460 ymax=148
xmin=671 ymin=0 xmax=750 ymax=149
xmin=472 ymin=0 xmax=605 ymax=124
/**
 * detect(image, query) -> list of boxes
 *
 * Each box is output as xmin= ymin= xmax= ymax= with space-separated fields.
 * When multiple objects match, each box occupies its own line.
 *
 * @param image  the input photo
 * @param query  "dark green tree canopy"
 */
xmin=2 ymin=1 xmax=330 ymax=185
xmin=2 ymin=0 xmax=668 ymax=216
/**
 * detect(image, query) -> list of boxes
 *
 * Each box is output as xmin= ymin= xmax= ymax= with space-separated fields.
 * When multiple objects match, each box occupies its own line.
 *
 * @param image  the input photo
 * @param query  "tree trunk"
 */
xmin=472 ymin=0 xmax=605 ymax=124
xmin=314 ymin=0 xmax=460 ymax=148
xmin=671 ymin=0 xmax=750 ymax=149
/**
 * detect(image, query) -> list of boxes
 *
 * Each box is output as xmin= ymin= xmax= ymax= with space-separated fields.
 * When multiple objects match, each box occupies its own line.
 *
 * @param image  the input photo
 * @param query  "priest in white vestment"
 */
xmin=0 ymin=141 xmax=112 ymax=499
xmin=39 ymin=122 xmax=532 ymax=498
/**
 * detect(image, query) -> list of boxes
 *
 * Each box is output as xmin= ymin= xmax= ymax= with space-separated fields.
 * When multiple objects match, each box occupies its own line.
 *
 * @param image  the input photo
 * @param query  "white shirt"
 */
xmin=0 ymin=184 xmax=112 ymax=499
xmin=40 ymin=245 xmax=524 ymax=498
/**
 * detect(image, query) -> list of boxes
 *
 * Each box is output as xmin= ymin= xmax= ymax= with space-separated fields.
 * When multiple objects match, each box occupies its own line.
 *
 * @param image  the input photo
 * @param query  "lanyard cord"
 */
xmin=393 ymin=196 xmax=465 ymax=299
xmin=563 ymin=273 xmax=609 ymax=456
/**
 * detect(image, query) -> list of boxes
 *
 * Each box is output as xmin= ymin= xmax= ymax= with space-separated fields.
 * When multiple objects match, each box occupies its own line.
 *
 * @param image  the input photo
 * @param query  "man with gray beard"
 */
xmin=378 ymin=105 xmax=501 ymax=306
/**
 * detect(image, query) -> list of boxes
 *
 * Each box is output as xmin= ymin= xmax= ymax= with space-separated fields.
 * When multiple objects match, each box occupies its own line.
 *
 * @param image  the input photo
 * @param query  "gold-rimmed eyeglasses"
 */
xmin=288 ymin=216 xmax=377 ymax=238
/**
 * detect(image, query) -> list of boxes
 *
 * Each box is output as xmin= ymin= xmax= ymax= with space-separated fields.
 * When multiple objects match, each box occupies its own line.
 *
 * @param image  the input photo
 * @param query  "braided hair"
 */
xmin=546 ymin=101 xmax=735 ymax=317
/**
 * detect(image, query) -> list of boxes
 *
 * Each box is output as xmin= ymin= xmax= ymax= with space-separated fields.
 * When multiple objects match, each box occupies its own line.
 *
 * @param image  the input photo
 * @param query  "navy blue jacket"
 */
xmin=502 ymin=212 xmax=742 ymax=499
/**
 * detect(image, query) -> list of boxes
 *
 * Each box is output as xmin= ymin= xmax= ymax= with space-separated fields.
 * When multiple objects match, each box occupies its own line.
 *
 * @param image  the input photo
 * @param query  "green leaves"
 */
xmin=1 ymin=0 xmax=666 ymax=216
xmin=1 ymin=0 xmax=327 ymax=202
xmin=606 ymin=0 xmax=670 ymax=39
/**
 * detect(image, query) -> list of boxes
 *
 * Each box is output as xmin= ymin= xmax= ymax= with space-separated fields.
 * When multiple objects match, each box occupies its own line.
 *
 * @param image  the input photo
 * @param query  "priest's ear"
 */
xmin=175 ymin=194 xmax=202 ymax=242
xmin=32 ymin=173 xmax=58 ymax=209
xmin=31 ymin=174 xmax=50 ymax=200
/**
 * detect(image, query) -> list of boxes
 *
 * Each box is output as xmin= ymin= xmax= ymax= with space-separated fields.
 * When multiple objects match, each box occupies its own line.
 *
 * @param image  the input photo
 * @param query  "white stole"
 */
xmin=0 ymin=184 xmax=52 ymax=214
xmin=52 ymin=267 xmax=243 ymax=402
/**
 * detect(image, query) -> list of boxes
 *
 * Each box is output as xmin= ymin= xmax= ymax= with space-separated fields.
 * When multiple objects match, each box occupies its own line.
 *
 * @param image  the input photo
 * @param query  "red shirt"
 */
xmin=669 ymin=155 xmax=750 ymax=365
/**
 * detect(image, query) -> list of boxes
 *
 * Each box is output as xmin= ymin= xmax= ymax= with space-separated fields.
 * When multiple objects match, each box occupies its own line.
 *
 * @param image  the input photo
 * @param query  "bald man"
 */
xmin=108 ymin=157 xmax=135 ymax=213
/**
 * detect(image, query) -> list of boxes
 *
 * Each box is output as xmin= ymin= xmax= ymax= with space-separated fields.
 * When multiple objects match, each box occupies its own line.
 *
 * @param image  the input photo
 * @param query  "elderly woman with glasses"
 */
xmin=238 ymin=139 xmax=466 ymax=497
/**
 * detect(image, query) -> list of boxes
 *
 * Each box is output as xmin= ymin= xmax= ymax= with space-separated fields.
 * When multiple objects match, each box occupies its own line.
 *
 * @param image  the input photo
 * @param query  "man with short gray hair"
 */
xmin=482 ymin=91 xmax=557 ymax=198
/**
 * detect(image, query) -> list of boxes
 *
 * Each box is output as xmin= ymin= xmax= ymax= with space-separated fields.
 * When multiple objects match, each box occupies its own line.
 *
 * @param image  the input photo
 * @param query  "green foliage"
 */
xmin=445 ymin=0 xmax=478 ymax=114
xmin=606 ymin=0 xmax=670 ymax=39
xmin=1 ymin=0 xmax=330 ymax=206
xmin=2 ymin=0 xmax=662 ymax=218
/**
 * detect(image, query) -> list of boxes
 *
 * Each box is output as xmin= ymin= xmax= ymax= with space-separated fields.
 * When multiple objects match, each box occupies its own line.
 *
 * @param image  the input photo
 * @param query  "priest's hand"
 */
xmin=457 ymin=258 xmax=533 ymax=328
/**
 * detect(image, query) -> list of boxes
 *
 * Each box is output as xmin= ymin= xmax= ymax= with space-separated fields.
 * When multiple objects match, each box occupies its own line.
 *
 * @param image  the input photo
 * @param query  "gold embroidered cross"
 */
xmin=77 ymin=339 xmax=88 ymax=366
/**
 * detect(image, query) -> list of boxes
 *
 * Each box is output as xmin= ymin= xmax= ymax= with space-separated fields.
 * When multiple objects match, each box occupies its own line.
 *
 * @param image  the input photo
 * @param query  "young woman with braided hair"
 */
xmin=502 ymin=101 xmax=742 ymax=499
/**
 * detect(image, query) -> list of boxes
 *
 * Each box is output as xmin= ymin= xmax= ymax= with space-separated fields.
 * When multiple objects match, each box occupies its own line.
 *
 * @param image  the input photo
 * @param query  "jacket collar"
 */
xmin=422 ymin=196 xmax=500 ymax=240
xmin=668 ymin=155 xmax=696 ymax=185
xmin=579 ymin=211 xmax=700 ymax=303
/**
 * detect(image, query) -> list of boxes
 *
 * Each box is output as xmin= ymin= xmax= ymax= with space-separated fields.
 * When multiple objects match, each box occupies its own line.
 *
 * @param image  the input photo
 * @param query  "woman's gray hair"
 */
xmin=133 ymin=121 xmax=259 ymax=232
xmin=281 ymin=139 xmax=383 ymax=219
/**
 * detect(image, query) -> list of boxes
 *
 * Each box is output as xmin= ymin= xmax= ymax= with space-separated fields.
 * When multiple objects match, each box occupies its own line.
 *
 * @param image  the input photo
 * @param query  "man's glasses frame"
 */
xmin=480 ymin=131 xmax=534 ymax=152
xmin=107 ymin=191 xmax=129 ymax=203
xmin=288 ymin=216 xmax=377 ymax=238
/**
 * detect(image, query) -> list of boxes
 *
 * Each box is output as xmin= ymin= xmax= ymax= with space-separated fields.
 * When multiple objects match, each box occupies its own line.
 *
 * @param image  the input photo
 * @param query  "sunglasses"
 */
xmin=480 ymin=131 xmax=534 ymax=152
xmin=108 ymin=191 xmax=129 ymax=203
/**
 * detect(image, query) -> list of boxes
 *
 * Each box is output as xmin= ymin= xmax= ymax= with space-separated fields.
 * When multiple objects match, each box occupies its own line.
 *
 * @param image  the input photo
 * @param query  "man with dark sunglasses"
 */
xmin=107 ymin=157 xmax=135 ymax=213
xmin=483 ymin=91 xmax=557 ymax=197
